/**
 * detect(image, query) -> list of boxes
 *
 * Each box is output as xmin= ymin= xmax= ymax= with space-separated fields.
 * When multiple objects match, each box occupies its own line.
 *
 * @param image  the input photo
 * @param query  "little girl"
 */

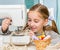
xmin=27 ymin=3 xmax=51 ymax=40
xmin=27 ymin=3 xmax=60 ymax=50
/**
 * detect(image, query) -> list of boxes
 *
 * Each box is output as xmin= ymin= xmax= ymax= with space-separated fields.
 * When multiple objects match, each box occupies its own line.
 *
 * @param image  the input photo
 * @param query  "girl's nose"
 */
xmin=30 ymin=22 xmax=34 ymax=26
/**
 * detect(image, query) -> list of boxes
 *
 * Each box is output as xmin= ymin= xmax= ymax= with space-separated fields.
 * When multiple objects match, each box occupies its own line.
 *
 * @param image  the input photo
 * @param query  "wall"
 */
xmin=57 ymin=0 xmax=60 ymax=33
xmin=43 ymin=0 xmax=57 ymax=22
xmin=0 ymin=0 xmax=24 ymax=5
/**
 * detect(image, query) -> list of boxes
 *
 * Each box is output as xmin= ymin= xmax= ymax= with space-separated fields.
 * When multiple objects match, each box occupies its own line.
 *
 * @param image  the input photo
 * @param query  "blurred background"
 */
xmin=0 ymin=0 xmax=60 ymax=33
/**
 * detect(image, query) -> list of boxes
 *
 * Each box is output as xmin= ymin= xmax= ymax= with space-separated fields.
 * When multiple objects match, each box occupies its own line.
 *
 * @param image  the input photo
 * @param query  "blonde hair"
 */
xmin=52 ymin=20 xmax=59 ymax=34
xmin=44 ymin=20 xmax=59 ymax=34
xmin=28 ymin=4 xmax=49 ymax=19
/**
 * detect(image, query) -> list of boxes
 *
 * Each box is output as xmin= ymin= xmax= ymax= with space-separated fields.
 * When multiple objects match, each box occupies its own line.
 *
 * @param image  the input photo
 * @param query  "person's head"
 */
xmin=27 ymin=4 xmax=49 ymax=33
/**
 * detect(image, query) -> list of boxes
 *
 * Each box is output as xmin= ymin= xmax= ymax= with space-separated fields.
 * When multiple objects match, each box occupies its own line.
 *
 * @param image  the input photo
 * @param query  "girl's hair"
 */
xmin=28 ymin=3 xmax=49 ymax=19
xmin=52 ymin=20 xmax=59 ymax=34
xmin=44 ymin=20 xmax=59 ymax=34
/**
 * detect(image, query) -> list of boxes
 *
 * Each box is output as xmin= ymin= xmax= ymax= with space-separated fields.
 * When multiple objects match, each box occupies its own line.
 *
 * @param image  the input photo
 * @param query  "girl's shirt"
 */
xmin=27 ymin=29 xmax=60 ymax=45
xmin=25 ymin=29 xmax=60 ymax=46
xmin=45 ymin=30 xmax=60 ymax=45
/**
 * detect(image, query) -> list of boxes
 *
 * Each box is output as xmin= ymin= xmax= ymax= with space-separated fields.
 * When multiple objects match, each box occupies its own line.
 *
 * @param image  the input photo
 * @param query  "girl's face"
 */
xmin=28 ymin=11 xmax=48 ymax=33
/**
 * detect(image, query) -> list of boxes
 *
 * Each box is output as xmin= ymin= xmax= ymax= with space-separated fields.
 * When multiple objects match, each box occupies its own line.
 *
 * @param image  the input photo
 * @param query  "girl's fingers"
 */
xmin=29 ymin=30 xmax=35 ymax=37
xmin=43 ymin=35 xmax=51 ymax=41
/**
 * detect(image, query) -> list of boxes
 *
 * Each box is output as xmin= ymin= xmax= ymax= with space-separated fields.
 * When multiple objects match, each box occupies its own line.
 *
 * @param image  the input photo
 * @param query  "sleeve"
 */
xmin=49 ymin=31 xmax=60 ymax=45
xmin=50 ymin=31 xmax=60 ymax=39
xmin=45 ymin=31 xmax=60 ymax=50
xmin=0 ymin=18 xmax=4 ymax=26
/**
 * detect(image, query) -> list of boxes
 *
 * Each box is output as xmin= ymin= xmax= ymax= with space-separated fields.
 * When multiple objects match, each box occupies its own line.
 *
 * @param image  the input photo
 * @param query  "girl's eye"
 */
xmin=28 ymin=19 xmax=31 ymax=22
xmin=34 ymin=20 xmax=39 ymax=23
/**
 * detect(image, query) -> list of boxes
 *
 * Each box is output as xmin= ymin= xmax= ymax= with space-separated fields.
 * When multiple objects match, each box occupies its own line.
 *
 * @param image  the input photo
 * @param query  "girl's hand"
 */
xmin=29 ymin=30 xmax=39 ymax=40
xmin=29 ymin=30 xmax=35 ymax=37
xmin=43 ymin=35 xmax=51 ymax=41
xmin=2 ymin=19 xmax=11 ymax=31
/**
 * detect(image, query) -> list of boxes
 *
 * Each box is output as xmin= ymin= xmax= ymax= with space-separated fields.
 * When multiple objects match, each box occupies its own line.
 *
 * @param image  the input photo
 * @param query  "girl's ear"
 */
xmin=43 ymin=19 xmax=48 ymax=26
